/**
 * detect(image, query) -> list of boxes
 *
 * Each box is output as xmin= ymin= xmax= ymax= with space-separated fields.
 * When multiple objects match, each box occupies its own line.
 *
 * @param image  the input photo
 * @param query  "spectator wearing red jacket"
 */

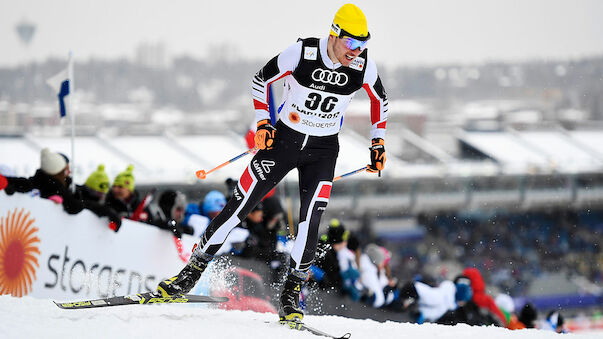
xmin=462 ymin=267 xmax=506 ymax=326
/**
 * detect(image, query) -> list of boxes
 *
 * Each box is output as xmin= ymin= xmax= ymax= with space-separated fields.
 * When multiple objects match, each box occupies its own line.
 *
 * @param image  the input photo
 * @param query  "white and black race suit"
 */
xmin=198 ymin=37 xmax=388 ymax=272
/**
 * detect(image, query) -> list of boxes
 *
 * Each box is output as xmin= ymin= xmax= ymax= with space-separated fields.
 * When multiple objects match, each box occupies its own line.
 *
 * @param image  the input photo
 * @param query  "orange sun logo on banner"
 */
xmin=0 ymin=208 xmax=40 ymax=297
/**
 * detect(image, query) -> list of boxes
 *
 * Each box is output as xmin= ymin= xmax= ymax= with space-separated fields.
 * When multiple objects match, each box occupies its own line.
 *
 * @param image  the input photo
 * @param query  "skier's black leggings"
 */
xmin=199 ymin=120 xmax=339 ymax=272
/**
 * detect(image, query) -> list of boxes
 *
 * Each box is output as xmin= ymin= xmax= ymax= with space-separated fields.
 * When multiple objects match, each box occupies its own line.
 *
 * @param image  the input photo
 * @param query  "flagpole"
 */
xmin=67 ymin=51 xmax=75 ymax=193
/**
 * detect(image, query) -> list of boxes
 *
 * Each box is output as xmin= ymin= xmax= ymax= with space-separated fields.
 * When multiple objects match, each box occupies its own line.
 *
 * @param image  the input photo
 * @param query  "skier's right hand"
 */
xmin=254 ymin=119 xmax=276 ymax=150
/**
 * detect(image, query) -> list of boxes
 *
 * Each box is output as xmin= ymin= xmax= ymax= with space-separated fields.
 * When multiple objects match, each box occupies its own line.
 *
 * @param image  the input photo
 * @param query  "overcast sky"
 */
xmin=2 ymin=0 xmax=603 ymax=68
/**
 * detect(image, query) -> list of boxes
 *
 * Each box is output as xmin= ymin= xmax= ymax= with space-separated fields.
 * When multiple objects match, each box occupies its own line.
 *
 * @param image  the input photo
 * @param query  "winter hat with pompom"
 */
xmin=85 ymin=164 xmax=110 ymax=193
xmin=113 ymin=165 xmax=135 ymax=192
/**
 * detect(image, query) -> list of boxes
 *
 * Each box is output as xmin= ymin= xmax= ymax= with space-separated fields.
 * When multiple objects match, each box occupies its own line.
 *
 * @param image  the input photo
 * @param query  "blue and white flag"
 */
xmin=46 ymin=67 xmax=70 ymax=118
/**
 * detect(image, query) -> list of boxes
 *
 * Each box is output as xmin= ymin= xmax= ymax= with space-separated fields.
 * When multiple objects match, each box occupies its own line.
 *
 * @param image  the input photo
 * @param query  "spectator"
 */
xmin=224 ymin=178 xmax=238 ymax=201
xmin=314 ymin=219 xmax=345 ymax=290
xmin=347 ymin=233 xmax=362 ymax=273
xmin=185 ymin=190 xmax=228 ymax=238
xmin=243 ymin=196 xmax=285 ymax=264
xmin=201 ymin=190 xmax=227 ymax=219
xmin=184 ymin=180 xmax=234 ymax=236
xmin=4 ymin=148 xmax=121 ymax=230
xmin=105 ymin=165 xmax=141 ymax=218
xmin=145 ymin=190 xmax=194 ymax=237
xmin=314 ymin=219 xmax=363 ymax=301
xmin=518 ymin=303 xmax=538 ymax=329
xmin=183 ymin=202 xmax=201 ymax=228
xmin=233 ymin=203 xmax=265 ymax=257
xmin=30 ymin=148 xmax=71 ymax=204
xmin=397 ymin=279 xmax=456 ymax=324
xmin=463 ymin=267 xmax=507 ymax=326
xmin=542 ymin=310 xmax=566 ymax=333
xmin=260 ymin=196 xmax=289 ymax=282
xmin=262 ymin=195 xmax=285 ymax=234
xmin=188 ymin=190 xmax=248 ymax=255
xmin=360 ymin=243 xmax=396 ymax=308
xmin=75 ymin=164 xmax=122 ymax=231
xmin=436 ymin=275 xmax=499 ymax=326
xmin=495 ymin=293 xmax=525 ymax=329
xmin=76 ymin=164 xmax=110 ymax=203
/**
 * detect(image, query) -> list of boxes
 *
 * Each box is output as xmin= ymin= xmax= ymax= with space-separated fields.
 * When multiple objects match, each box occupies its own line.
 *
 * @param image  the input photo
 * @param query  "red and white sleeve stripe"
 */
xmin=362 ymin=59 xmax=388 ymax=140
xmin=252 ymin=41 xmax=302 ymax=123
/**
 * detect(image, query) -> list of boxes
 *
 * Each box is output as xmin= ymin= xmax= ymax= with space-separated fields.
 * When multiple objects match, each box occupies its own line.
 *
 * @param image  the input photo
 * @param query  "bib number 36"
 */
xmin=305 ymin=93 xmax=338 ymax=113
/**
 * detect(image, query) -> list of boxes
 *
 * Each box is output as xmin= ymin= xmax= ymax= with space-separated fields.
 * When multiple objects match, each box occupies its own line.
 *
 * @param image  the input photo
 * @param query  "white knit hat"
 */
xmin=40 ymin=148 xmax=67 ymax=175
xmin=495 ymin=293 xmax=515 ymax=313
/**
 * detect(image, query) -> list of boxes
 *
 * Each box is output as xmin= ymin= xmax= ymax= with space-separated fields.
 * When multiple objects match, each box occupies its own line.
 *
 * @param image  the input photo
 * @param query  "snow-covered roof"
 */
xmin=568 ymin=130 xmax=603 ymax=159
xmin=458 ymin=131 xmax=550 ymax=172
xmin=0 ymin=132 xmax=408 ymax=184
xmin=516 ymin=131 xmax=603 ymax=172
xmin=3 ymin=128 xmax=602 ymax=184
xmin=458 ymin=130 xmax=603 ymax=174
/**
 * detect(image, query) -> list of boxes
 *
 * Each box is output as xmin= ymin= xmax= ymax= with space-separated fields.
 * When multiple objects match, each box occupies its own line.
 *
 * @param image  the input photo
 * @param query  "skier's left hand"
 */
xmin=367 ymin=138 xmax=386 ymax=173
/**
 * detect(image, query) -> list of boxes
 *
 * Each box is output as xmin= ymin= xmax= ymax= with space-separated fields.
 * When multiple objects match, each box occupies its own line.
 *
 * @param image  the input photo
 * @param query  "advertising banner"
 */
xmin=0 ymin=192 xmax=197 ymax=300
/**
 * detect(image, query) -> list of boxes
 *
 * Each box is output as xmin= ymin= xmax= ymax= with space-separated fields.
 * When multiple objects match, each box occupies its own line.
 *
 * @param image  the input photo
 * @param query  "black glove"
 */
xmin=367 ymin=138 xmax=386 ymax=173
xmin=108 ymin=220 xmax=121 ymax=232
xmin=168 ymin=219 xmax=183 ymax=238
xmin=254 ymin=119 xmax=276 ymax=150
xmin=108 ymin=214 xmax=122 ymax=232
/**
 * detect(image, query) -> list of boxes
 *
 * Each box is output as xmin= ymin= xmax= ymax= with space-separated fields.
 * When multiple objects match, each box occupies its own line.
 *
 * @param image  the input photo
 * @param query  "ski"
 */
xmin=279 ymin=320 xmax=351 ymax=339
xmin=54 ymin=292 xmax=228 ymax=309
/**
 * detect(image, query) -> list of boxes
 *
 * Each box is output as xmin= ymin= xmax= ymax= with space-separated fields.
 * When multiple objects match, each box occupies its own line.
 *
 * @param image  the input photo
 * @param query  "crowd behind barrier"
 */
xmin=2 ymin=147 xmax=600 ymax=334
xmin=414 ymin=211 xmax=603 ymax=296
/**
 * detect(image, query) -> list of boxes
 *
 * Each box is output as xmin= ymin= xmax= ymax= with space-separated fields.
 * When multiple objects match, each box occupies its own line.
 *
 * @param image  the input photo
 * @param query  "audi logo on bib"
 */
xmin=311 ymin=69 xmax=349 ymax=86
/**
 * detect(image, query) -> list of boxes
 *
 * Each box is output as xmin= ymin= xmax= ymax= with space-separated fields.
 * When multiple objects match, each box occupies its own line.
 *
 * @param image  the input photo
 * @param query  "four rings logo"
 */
xmin=311 ymin=69 xmax=348 ymax=86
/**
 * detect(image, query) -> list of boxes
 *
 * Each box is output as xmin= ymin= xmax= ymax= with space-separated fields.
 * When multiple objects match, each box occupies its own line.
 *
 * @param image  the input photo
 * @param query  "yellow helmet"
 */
xmin=330 ymin=4 xmax=370 ymax=41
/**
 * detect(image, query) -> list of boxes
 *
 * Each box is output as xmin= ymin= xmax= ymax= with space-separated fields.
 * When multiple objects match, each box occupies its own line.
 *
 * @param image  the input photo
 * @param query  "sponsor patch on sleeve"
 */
xmin=349 ymin=56 xmax=365 ymax=71
xmin=304 ymin=47 xmax=318 ymax=60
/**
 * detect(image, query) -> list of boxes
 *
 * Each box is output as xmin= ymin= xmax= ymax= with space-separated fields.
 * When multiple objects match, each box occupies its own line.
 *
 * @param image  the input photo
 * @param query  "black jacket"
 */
xmin=30 ymin=169 xmax=85 ymax=214
xmin=313 ymin=241 xmax=344 ymax=290
xmin=105 ymin=189 xmax=141 ymax=219
xmin=144 ymin=202 xmax=194 ymax=237
xmin=437 ymin=300 xmax=499 ymax=326
xmin=5 ymin=176 xmax=34 ymax=195
xmin=5 ymin=171 xmax=120 ymax=226
xmin=240 ymin=217 xmax=280 ymax=262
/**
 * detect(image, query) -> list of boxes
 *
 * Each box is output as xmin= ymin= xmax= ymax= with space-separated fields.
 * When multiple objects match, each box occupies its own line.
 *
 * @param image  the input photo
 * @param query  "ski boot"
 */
xmin=155 ymin=247 xmax=213 ymax=297
xmin=279 ymin=270 xmax=309 ymax=324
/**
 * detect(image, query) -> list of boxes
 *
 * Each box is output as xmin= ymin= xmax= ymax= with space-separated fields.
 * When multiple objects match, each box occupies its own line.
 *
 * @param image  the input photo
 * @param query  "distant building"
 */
xmin=135 ymin=42 xmax=168 ymax=69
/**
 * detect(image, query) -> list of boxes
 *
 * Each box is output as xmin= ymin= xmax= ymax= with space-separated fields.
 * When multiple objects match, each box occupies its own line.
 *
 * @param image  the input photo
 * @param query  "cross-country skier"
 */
xmin=156 ymin=3 xmax=388 ymax=324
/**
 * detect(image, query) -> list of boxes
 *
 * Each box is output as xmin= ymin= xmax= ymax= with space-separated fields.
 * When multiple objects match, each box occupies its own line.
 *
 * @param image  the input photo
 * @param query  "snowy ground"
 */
xmin=2 ymin=296 xmax=601 ymax=339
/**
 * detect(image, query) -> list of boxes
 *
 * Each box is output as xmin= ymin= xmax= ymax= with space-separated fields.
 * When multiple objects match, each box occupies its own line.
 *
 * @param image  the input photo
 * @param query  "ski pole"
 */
xmin=173 ymin=236 xmax=191 ymax=263
xmin=333 ymin=165 xmax=369 ymax=182
xmin=196 ymin=147 xmax=257 ymax=179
